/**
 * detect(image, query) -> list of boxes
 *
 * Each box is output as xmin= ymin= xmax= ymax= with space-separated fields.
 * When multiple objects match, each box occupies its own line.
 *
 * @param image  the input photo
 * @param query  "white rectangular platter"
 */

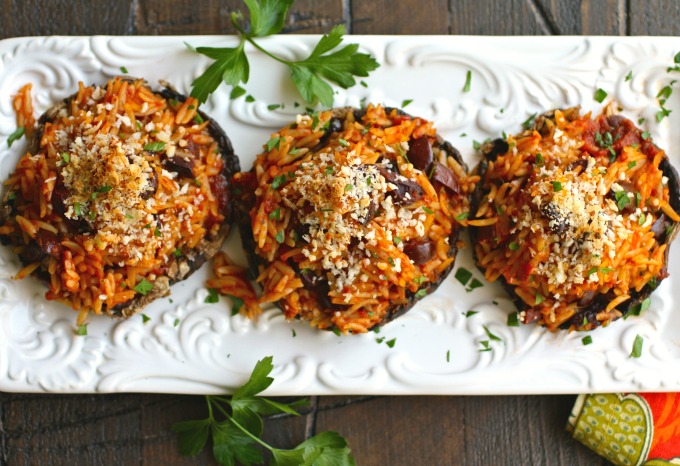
xmin=1 ymin=35 xmax=679 ymax=395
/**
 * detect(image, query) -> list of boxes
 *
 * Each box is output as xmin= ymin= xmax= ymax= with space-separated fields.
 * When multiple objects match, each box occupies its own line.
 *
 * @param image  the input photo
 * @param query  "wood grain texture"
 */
xmin=351 ymin=0 xmax=450 ymax=34
xmin=135 ymin=0 xmax=344 ymax=35
xmin=0 ymin=0 xmax=134 ymax=38
xmin=629 ymin=0 xmax=680 ymax=35
xmin=0 ymin=0 xmax=675 ymax=465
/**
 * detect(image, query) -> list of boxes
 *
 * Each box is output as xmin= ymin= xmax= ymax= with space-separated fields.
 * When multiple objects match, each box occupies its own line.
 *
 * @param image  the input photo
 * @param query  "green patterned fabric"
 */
xmin=568 ymin=394 xmax=653 ymax=466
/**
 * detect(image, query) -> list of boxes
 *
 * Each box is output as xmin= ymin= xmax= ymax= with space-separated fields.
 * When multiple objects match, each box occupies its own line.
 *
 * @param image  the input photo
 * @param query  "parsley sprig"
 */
xmin=189 ymin=0 xmax=379 ymax=106
xmin=172 ymin=356 xmax=356 ymax=465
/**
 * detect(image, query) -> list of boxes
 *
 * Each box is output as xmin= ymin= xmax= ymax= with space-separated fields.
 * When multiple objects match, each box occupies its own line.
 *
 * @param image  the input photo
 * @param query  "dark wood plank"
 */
xmin=0 ymin=0 xmax=134 ymax=38
xmin=351 ymin=0 xmax=449 ymax=34
xmin=629 ymin=0 xmax=680 ymax=35
xmin=314 ymin=395 xmax=605 ymax=465
xmin=449 ymin=0 xmax=547 ymax=35
xmin=461 ymin=396 xmax=606 ymax=465
xmin=136 ymin=0 xmax=344 ymax=35
xmin=2 ymin=394 xmax=142 ymax=465
xmin=315 ymin=396 xmax=466 ymax=464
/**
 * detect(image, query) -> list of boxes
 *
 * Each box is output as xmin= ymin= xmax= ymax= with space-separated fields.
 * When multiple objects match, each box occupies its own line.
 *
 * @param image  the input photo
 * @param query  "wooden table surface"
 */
xmin=1 ymin=1 xmax=678 ymax=465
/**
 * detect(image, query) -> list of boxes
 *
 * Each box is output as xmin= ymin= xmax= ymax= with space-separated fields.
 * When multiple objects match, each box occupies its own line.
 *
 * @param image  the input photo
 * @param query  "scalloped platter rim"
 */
xmin=0 ymin=35 xmax=679 ymax=395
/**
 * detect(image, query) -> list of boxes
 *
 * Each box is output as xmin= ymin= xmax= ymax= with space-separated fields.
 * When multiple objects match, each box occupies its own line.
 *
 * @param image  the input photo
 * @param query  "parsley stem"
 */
xmin=205 ymin=395 xmax=215 ymax=421
xmin=228 ymin=415 xmax=275 ymax=451
xmin=231 ymin=15 xmax=291 ymax=66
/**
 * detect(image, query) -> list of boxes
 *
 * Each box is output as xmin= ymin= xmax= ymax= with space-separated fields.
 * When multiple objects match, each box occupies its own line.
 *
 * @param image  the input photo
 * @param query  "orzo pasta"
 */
xmin=470 ymin=107 xmax=680 ymax=331
xmin=234 ymin=105 xmax=475 ymax=334
xmin=0 ymin=77 xmax=239 ymax=324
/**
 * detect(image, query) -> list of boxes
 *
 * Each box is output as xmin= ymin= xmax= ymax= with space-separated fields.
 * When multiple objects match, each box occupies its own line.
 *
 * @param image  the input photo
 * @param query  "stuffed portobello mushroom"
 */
xmin=469 ymin=107 xmax=680 ymax=331
xmin=0 ymin=77 xmax=239 ymax=324
xmin=234 ymin=104 xmax=474 ymax=333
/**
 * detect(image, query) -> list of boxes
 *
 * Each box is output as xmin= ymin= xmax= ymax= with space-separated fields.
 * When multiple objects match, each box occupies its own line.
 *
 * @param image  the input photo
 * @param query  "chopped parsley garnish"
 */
xmin=7 ymin=192 xmax=16 ymax=200
xmin=74 ymin=203 xmax=82 ymax=216
xmin=422 ymin=206 xmax=434 ymax=214
xmin=454 ymin=267 xmax=473 ymax=286
xmin=173 ymin=318 xmax=180 ymax=327
xmin=629 ymin=297 xmax=651 ymax=317
xmin=267 ymin=104 xmax=281 ymax=110
xmin=472 ymin=140 xmax=482 ymax=150
xmin=508 ymin=242 xmax=519 ymax=251
xmin=551 ymin=181 xmax=562 ymax=192
xmin=413 ymin=276 xmax=427 ymax=285
xmin=204 ymin=288 xmax=220 ymax=304
xmin=638 ymin=117 xmax=646 ymax=125
xmin=143 ymin=141 xmax=165 ymax=152
xmin=245 ymin=95 xmax=255 ymax=103
xmin=455 ymin=212 xmax=469 ymax=221
xmin=393 ymin=236 xmax=402 ymax=245
xmin=266 ymin=137 xmax=281 ymax=151
xmin=324 ymin=166 xmax=334 ymax=175
xmin=193 ymin=113 xmax=204 ymax=124
xmin=479 ymin=340 xmax=491 ymax=352
xmin=463 ymin=70 xmax=472 ymax=93
xmin=387 ymin=257 xmax=395 ymax=267
xmin=270 ymin=174 xmax=288 ymax=189
xmin=535 ymin=153 xmax=544 ymax=166
xmin=385 ymin=338 xmax=396 ymax=348
xmin=275 ymin=230 xmax=285 ymax=243
xmin=614 ymin=190 xmax=631 ymax=211
xmin=467 ymin=278 xmax=484 ymax=291
xmin=446 ymin=350 xmax=450 ymax=362
xmin=269 ymin=208 xmax=281 ymax=220
xmin=289 ymin=147 xmax=300 ymax=155
xmin=360 ymin=80 xmax=368 ymax=87
xmin=120 ymin=66 xmax=129 ymax=73
xmin=507 ymin=313 xmax=520 ymax=327
xmin=229 ymin=86 xmax=246 ymax=99
xmin=630 ymin=335 xmax=644 ymax=358
xmin=153 ymin=227 xmax=161 ymax=237
xmin=91 ymin=185 xmax=113 ymax=200
xmin=641 ymin=131 xmax=650 ymax=140
xmin=89 ymin=210 xmax=96 ymax=220
xmin=124 ymin=213 xmax=133 ymax=219
xmin=376 ymin=337 xmax=385 ymax=344
xmin=635 ymin=191 xmax=642 ymax=207
xmin=483 ymin=325 xmax=501 ymax=342
xmin=628 ymin=160 xmax=636 ymax=169
xmin=625 ymin=71 xmax=633 ymax=81
xmin=332 ymin=327 xmax=342 ymax=336
xmin=638 ymin=213 xmax=646 ymax=225
xmin=463 ymin=310 xmax=479 ymax=318
xmin=142 ymin=314 xmax=151 ymax=324
xmin=134 ymin=278 xmax=153 ymax=296
xmin=401 ymin=99 xmax=413 ymax=108
xmin=61 ymin=152 xmax=70 ymax=164
xmin=76 ymin=324 xmax=88 ymax=336
xmin=414 ymin=289 xmax=427 ymax=299
xmin=338 ymin=138 xmax=349 ymax=147
xmin=582 ymin=336 xmax=593 ymax=346
xmin=292 ymin=329 xmax=297 ymax=337
xmin=521 ymin=113 xmax=537 ymax=130
xmin=535 ymin=292 xmax=545 ymax=305
xmin=594 ymin=88 xmax=608 ymax=103
xmin=7 ymin=127 xmax=25 ymax=148
xmin=344 ymin=183 xmax=353 ymax=191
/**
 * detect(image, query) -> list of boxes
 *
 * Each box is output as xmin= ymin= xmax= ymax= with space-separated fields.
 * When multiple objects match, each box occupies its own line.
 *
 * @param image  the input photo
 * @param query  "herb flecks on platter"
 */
xmin=172 ymin=356 xmax=356 ymax=466
xmin=188 ymin=0 xmax=379 ymax=106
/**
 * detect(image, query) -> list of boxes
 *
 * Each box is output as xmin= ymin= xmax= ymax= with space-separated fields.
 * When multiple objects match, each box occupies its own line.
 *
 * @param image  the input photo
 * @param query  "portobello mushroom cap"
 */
xmin=469 ymin=107 xmax=680 ymax=331
xmin=0 ymin=78 xmax=239 ymax=318
xmin=234 ymin=106 xmax=470 ymax=332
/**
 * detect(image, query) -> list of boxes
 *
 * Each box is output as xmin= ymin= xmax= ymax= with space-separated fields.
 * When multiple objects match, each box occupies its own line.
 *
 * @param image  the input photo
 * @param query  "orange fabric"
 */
xmin=641 ymin=392 xmax=680 ymax=460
